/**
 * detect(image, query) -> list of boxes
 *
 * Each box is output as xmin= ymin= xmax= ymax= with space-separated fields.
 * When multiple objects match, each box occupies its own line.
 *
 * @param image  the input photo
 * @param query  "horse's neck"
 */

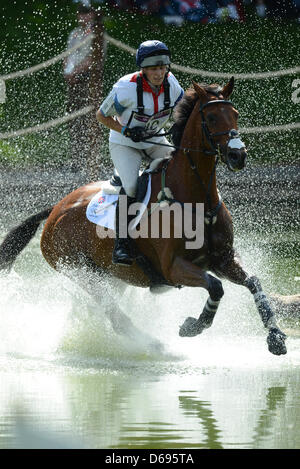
xmin=170 ymin=100 xmax=219 ymax=207
xmin=171 ymin=147 xmax=219 ymax=208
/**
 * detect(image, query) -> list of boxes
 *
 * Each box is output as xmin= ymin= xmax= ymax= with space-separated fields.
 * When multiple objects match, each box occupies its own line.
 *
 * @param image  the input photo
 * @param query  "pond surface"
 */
xmin=0 ymin=221 xmax=299 ymax=449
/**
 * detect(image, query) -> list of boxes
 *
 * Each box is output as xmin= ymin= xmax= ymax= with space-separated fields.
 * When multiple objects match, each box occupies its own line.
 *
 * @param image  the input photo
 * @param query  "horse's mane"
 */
xmin=172 ymin=83 xmax=222 ymax=148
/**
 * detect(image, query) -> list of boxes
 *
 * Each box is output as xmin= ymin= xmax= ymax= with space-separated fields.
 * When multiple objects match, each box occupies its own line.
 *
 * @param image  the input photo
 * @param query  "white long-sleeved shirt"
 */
xmin=99 ymin=71 xmax=184 ymax=149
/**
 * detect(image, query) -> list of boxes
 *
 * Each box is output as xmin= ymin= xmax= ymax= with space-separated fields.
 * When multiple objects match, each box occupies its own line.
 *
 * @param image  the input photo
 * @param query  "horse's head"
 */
xmin=193 ymin=77 xmax=247 ymax=172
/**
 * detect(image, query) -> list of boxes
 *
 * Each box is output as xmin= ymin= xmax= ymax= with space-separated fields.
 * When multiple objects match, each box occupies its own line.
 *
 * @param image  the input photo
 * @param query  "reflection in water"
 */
xmin=252 ymin=387 xmax=287 ymax=447
xmin=179 ymin=393 xmax=223 ymax=449
xmin=118 ymin=422 xmax=187 ymax=449
xmin=3 ymin=369 xmax=300 ymax=449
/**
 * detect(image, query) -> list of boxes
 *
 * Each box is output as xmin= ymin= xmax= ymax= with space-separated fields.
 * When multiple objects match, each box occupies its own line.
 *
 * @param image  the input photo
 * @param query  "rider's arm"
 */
xmin=96 ymin=77 xmax=146 ymax=141
xmin=96 ymin=111 xmax=146 ymax=142
xmin=96 ymin=110 xmax=123 ymax=133
xmin=96 ymin=85 xmax=128 ymax=133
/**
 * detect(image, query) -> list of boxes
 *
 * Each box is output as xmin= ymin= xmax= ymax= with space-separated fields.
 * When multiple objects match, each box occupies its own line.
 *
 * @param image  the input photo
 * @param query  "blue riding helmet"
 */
xmin=136 ymin=40 xmax=171 ymax=68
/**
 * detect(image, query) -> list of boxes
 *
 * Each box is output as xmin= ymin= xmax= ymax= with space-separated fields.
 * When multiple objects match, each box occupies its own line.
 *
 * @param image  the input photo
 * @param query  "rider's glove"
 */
xmin=121 ymin=126 xmax=148 ymax=143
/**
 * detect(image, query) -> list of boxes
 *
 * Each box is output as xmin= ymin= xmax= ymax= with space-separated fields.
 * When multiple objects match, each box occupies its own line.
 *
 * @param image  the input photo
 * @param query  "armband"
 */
xmin=99 ymin=90 xmax=117 ymax=117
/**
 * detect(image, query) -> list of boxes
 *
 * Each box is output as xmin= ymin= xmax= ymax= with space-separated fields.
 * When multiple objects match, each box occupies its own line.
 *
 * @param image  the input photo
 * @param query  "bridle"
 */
xmin=198 ymin=99 xmax=240 ymax=156
xmin=143 ymin=97 xmax=245 ymax=200
xmin=143 ymin=97 xmax=242 ymax=159
xmin=183 ymin=98 xmax=245 ymax=220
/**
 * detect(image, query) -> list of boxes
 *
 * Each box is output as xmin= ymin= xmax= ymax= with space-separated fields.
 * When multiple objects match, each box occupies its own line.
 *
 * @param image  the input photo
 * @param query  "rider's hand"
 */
xmin=121 ymin=126 xmax=148 ymax=143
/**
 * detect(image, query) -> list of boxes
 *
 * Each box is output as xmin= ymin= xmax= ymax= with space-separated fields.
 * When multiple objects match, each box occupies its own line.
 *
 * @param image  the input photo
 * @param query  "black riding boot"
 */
xmin=112 ymin=195 xmax=135 ymax=266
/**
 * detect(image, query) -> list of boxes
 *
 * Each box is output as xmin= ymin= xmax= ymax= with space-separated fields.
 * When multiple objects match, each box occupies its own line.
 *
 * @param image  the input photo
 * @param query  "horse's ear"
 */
xmin=221 ymin=76 xmax=234 ymax=99
xmin=192 ymin=81 xmax=207 ymax=100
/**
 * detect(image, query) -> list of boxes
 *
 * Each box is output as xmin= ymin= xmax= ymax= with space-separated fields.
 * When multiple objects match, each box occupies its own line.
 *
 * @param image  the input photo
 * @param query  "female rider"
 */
xmin=96 ymin=40 xmax=184 ymax=266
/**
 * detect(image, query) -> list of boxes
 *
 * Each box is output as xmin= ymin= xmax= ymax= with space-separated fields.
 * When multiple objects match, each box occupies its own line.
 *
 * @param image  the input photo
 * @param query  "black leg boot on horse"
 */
xmin=112 ymin=192 xmax=136 ymax=267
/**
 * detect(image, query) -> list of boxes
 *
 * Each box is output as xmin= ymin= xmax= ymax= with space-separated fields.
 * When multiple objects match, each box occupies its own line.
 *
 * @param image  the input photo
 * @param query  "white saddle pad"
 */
xmin=86 ymin=175 xmax=152 ymax=231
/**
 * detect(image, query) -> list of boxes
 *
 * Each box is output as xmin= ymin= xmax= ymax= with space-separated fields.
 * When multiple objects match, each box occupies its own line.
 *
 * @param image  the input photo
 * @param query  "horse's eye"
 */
xmin=207 ymin=113 xmax=217 ymax=124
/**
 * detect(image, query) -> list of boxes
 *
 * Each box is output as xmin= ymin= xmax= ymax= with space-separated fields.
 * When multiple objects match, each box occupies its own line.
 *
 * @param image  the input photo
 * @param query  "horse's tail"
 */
xmin=0 ymin=206 xmax=54 ymax=272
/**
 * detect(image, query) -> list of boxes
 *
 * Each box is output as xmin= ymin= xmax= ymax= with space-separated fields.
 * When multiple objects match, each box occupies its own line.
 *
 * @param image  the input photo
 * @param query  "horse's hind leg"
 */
xmin=93 ymin=283 xmax=164 ymax=352
xmin=215 ymin=255 xmax=287 ymax=356
xmin=61 ymin=257 xmax=164 ymax=352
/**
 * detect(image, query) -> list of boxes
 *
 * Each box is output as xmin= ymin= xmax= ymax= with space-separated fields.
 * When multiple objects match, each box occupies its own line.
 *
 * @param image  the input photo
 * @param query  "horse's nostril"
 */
xmin=240 ymin=151 xmax=247 ymax=162
xmin=228 ymin=152 xmax=238 ymax=160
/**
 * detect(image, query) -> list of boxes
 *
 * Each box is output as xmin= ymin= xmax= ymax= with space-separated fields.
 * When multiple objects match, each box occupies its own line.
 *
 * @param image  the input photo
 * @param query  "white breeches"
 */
xmin=109 ymin=139 xmax=172 ymax=197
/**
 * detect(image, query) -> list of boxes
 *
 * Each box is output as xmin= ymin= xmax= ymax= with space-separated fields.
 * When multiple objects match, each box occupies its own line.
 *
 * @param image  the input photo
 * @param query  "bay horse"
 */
xmin=0 ymin=78 xmax=287 ymax=355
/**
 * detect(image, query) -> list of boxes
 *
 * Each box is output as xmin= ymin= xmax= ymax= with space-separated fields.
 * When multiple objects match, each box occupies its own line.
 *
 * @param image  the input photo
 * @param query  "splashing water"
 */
xmin=0 ymin=230 xmax=299 ymax=376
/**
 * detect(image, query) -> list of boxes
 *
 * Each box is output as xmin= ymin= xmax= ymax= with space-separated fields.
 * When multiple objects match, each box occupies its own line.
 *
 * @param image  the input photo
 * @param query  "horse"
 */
xmin=0 ymin=77 xmax=287 ymax=356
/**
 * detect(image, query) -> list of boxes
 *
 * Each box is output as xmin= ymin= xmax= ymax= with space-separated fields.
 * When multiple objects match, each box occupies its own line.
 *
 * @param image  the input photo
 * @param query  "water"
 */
xmin=0 ymin=217 xmax=299 ymax=449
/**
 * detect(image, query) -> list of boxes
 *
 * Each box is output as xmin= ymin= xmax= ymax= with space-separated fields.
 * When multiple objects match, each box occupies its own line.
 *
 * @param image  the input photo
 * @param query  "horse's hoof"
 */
xmin=179 ymin=317 xmax=202 ymax=337
xmin=267 ymin=328 xmax=287 ymax=356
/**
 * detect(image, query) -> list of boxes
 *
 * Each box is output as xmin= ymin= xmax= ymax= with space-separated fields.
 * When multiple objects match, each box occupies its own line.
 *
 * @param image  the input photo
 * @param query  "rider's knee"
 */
xmin=125 ymin=185 xmax=137 ymax=199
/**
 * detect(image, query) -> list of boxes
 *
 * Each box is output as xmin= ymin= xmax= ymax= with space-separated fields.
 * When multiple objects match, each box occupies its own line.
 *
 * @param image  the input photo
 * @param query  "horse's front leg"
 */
xmin=166 ymin=256 xmax=224 ymax=337
xmin=215 ymin=254 xmax=287 ymax=356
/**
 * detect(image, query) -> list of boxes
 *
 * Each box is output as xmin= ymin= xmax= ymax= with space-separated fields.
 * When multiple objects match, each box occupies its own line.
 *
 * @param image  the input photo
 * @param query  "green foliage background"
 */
xmin=0 ymin=1 xmax=299 ymax=167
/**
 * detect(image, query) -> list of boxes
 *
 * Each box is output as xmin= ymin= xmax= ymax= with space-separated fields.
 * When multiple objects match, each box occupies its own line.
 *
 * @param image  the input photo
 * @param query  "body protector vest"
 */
xmin=126 ymin=74 xmax=173 ymax=135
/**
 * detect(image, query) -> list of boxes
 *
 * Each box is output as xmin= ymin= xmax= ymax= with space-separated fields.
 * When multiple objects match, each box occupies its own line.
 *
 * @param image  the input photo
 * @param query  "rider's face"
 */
xmin=143 ymin=66 xmax=167 ymax=87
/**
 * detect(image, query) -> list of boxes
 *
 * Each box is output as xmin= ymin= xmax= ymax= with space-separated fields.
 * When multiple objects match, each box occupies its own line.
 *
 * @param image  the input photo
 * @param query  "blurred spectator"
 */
xmin=174 ymin=1 xmax=209 ymax=22
xmin=159 ymin=0 xmax=179 ymax=16
xmin=100 ymin=0 xmax=300 ymax=21
xmin=255 ymin=0 xmax=267 ymax=18
xmin=133 ymin=1 xmax=160 ymax=13
xmin=202 ymin=1 xmax=240 ymax=21
xmin=72 ymin=0 xmax=92 ymax=6
xmin=159 ymin=1 xmax=184 ymax=25
xmin=252 ymin=0 xmax=298 ymax=19
xmin=294 ymin=0 xmax=300 ymax=20
xmin=64 ymin=5 xmax=95 ymax=170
